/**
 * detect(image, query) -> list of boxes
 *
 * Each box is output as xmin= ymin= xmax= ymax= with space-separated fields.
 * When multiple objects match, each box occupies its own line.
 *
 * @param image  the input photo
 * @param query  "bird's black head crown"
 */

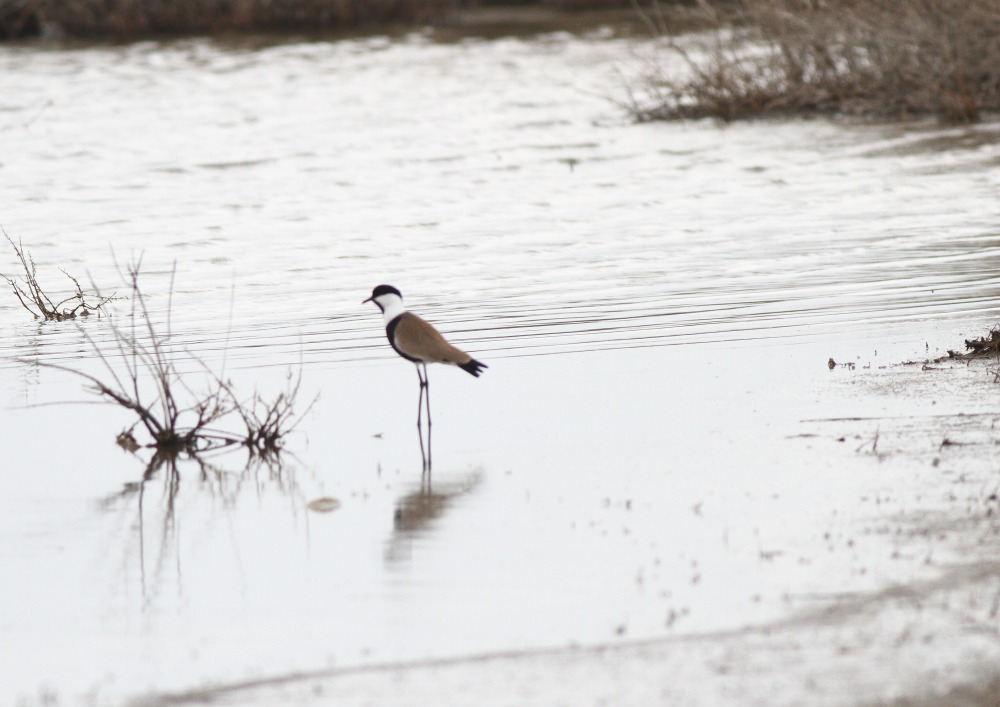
xmin=371 ymin=284 xmax=402 ymax=300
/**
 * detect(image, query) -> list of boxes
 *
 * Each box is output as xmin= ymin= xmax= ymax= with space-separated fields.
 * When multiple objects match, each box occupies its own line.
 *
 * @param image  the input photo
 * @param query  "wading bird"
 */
xmin=364 ymin=284 xmax=487 ymax=469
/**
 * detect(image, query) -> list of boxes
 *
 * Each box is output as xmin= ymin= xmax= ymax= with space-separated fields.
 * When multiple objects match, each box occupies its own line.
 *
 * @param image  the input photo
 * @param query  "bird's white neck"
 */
xmin=378 ymin=294 xmax=407 ymax=325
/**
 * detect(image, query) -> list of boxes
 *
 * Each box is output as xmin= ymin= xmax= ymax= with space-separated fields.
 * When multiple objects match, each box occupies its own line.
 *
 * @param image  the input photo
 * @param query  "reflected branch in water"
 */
xmin=97 ymin=447 xmax=306 ymax=611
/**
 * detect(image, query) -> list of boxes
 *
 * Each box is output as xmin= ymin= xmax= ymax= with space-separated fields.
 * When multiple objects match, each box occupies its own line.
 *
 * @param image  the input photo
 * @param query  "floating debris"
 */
xmin=307 ymin=497 xmax=341 ymax=513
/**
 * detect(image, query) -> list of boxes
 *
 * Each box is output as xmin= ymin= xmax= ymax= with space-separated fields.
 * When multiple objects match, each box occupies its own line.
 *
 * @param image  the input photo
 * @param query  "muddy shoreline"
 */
xmin=133 ymin=554 xmax=1000 ymax=706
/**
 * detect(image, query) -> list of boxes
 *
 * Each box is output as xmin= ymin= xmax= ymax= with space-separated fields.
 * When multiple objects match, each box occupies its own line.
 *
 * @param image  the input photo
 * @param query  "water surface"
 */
xmin=2 ymin=29 xmax=1000 ymax=705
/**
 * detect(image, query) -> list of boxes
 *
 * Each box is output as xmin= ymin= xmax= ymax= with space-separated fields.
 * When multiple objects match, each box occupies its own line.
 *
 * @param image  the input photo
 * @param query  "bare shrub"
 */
xmin=0 ymin=229 xmax=118 ymax=320
xmin=632 ymin=0 xmax=1000 ymax=122
xmin=27 ymin=259 xmax=313 ymax=457
xmin=222 ymin=372 xmax=307 ymax=452
xmin=0 ymin=0 xmax=40 ymax=38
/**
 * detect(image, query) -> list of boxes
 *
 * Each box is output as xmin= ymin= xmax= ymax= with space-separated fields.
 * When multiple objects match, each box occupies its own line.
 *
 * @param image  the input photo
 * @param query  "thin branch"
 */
xmin=14 ymin=258 xmax=311 ymax=459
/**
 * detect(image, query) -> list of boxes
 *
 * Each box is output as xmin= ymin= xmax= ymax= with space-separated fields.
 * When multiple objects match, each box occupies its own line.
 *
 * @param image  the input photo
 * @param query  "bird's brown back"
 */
xmin=393 ymin=312 xmax=472 ymax=365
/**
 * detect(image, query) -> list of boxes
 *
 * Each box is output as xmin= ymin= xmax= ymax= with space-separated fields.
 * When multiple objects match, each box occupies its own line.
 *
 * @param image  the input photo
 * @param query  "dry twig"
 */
xmin=0 ymin=228 xmax=119 ymax=320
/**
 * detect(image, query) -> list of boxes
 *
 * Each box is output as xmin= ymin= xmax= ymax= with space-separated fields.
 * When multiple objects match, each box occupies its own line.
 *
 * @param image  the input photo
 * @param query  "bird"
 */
xmin=363 ymin=284 xmax=487 ymax=468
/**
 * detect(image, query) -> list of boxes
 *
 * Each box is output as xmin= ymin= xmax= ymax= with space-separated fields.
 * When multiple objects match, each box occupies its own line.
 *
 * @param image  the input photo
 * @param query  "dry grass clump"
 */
xmin=9 ymin=0 xmax=453 ymax=38
xmin=632 ymin=0 xmax=1000 ymax=122
xmin=946 ymin=325 xmax=1000 ymax=360
xmin=1 ymin=230 xmax=118 ymax=320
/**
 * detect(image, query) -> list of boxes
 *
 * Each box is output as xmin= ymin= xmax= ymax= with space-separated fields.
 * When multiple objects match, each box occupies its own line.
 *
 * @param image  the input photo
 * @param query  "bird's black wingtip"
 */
xmin=460 ymin=358 xmax=488 ymax=377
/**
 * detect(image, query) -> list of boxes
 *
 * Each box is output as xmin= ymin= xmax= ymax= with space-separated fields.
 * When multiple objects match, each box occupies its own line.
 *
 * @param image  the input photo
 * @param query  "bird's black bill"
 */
xmin=362 ymin=296 xmax=373 ymax=304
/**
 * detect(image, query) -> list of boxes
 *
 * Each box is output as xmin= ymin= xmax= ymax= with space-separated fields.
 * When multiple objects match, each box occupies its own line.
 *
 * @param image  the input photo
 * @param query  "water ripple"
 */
xmin=1 ymin=35 xmax=999 ymax=371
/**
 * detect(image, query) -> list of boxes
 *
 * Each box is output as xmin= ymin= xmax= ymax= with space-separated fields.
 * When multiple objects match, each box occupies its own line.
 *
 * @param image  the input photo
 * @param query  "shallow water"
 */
xmin=2 ymin=28 xmax=1000 ymax=705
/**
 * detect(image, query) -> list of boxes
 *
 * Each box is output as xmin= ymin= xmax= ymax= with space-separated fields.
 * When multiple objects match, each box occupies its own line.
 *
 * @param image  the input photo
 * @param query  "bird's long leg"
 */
xmin=423 ymin=363 xmax=432 ymax=471
xmin=416 ymin=364 xmax=425 ymax=429
xmin=416 ymin=364 xmax=427 ymax=470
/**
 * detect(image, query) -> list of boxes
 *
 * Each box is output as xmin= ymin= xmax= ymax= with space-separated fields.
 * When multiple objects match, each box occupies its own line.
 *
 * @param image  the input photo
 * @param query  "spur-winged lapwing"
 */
xmin=364 ymin=284 xmax=487 ymax=468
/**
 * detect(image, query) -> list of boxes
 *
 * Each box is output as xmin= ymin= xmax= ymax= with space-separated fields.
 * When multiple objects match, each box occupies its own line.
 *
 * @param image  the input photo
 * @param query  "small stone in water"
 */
xmin=307 ymin=497 xmax=341 ymax=513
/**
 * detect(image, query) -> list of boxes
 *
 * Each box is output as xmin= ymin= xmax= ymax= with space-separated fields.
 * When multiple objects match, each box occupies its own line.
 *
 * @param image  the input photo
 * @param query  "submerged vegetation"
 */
xmin=631 ymin=0 xmax=1000 ymax=123
xmin=67 ymin=261 xmax=312 ymax=457
xmin=4 ymin=240 xmax=311 ymax=458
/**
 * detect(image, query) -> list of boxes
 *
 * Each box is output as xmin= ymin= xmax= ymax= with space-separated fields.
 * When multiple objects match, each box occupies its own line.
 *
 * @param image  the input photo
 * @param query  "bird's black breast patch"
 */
xmin=386 ymin=314 xmax=421 ymax=363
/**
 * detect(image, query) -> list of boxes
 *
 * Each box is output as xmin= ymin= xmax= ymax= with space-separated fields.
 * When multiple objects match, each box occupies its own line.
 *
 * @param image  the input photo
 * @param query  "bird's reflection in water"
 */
xmin=385 ymin=468 xmax=483 ymax=563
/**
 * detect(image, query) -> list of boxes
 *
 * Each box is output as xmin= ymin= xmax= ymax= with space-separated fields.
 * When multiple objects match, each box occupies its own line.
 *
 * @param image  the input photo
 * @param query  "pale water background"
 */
xmin=2 ymin=28 xmax=1000 ymax=705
